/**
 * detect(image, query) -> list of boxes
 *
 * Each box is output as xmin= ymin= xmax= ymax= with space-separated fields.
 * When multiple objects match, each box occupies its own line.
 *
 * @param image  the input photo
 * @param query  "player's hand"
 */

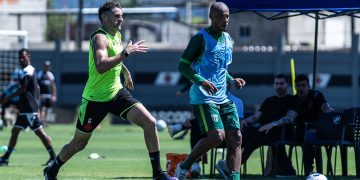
xmin=201 ymin=80 xmax=218 ymax=95
xmin=232 ymin=78 xmax=246 ymax=90
xmin=52 ymin=96 xmax=57 ymax=103
xmin=124 ymin=75 xmax=134 ymax=90
xmin=258 ymin=122 xmax=275 ymax=134
xmin=125 ymin=40 xmax=149 ymax=55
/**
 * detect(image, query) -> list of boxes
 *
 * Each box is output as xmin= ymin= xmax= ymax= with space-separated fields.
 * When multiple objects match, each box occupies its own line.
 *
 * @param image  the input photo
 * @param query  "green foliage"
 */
xmin=46 ymin=0 xmax=66 ymax=41
xmin=192 ymin=16 xmax=207 ymax=24
xmin=45 ymin=15 xmax=67 ymax=41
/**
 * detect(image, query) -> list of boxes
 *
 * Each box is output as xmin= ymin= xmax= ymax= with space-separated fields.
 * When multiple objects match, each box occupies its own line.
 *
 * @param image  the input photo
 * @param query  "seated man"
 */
xmin=236 ymin=74 xmax=299 ymax=177
xmin=294 ymin=74 xmax=334 ymax=175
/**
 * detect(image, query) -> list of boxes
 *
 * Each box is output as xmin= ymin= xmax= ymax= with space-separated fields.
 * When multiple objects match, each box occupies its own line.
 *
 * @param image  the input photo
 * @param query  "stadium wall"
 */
xmin=29 ymin=47 xmax=360 ymax=114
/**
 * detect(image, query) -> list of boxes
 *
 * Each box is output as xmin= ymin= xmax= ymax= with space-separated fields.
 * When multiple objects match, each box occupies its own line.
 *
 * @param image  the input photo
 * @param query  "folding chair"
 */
xmin=209 ymin=140 xmax=227 ymax=177
xmin=259 ymin=123 xmax=300 ymax=176
xmin=315 ymin=112 xmax=345 ymax=177
xmin=280 ymin=123 xmax=301 ymax=176
xmin=342 ymin=107 xmax=360 ymax=177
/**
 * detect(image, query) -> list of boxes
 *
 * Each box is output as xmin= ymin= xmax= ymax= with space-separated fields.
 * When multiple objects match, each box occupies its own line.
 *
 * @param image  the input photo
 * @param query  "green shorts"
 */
xmin=192 ymin=101 xmax=240 ymax=135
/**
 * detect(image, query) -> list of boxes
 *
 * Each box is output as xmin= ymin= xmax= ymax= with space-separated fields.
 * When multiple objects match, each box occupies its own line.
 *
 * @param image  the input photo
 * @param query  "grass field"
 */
xmin=0 ymin=119 xmax=359 ymax=180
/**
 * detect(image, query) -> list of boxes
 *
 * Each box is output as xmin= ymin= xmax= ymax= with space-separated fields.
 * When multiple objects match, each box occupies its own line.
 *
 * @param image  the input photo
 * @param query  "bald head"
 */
xmin=210 ymin=2 xmax=229 ymax=16
xmin=209 ymin=2 xmax=230 ymax=33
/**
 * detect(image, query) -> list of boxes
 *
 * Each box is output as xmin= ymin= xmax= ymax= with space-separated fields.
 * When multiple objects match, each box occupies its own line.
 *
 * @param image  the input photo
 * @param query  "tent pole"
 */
xmin=312 ymin=12 xmax=319 ymax=90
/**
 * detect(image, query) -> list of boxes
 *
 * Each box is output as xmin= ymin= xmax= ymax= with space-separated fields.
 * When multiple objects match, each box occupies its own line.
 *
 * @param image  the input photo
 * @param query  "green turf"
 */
xmin=0 ymin=119 xmax=358 ymax=179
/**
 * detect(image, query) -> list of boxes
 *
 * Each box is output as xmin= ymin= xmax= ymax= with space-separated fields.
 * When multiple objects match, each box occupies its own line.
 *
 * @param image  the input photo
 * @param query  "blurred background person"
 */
xmin=294 ymin=74 xmax=334 ymax=176
xmin=0 ymin=68 xmax=23 ymax=129
xmin=37 ymin=60 xmax=57 ymax=125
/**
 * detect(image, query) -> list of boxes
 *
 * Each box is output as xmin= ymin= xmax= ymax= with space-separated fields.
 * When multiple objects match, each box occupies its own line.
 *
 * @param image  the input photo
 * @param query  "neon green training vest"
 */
xmin=82 ymin=28 xmax=123 ymax=102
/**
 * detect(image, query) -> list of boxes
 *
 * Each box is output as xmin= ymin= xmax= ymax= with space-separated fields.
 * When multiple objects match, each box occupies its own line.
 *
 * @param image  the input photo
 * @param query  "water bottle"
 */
xmin=0 ymin=145 xmax=8 ymax=152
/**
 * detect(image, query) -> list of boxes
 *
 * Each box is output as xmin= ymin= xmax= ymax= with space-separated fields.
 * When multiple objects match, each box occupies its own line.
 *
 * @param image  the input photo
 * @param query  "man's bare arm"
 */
xmin=92 ymin=34 xmax=127 ymax=74
xmin=92 ymin=34 xmax=149 ymax=74
xmin=274 ymin=110 xmax=298 ymax=126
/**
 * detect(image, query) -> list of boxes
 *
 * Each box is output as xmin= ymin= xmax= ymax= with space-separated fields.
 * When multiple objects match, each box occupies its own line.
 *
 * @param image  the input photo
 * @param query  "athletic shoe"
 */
xmin=174 ymin=163 xmax=189 ymax=180
xmin=275 ymin=167 xmax=297 ymax=178
xmin=190 ymin=162 xmax=201 ymax=178
xmin=42 ymin=158 xmax=55 ymax=166
xmin=215 ymin=160 xmax=229 ymax=179
xmin=168 ymin=124 xmax=183 ymax=137
xmin=0 ymin=157 xmax=8 ymax=166
xmin=153 ymin=172 xmax=178 ymax=180
xmin=43 ymin=166 xmax=57 ymax=180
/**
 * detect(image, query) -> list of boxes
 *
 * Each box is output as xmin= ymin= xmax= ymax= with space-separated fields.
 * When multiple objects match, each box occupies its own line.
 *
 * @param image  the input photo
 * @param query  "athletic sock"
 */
xmin=229 ymin=171 xmax=240 ymax=180
xmin=47 ymin=147 xmax=56 ymax=159
xmin=2 ymin=147 xmax=14 ymax=159
xmin=149 ymin=151 xmax=162 ymax=177
xmin=48 ymin=156 xmax=65 ymax=176
xmin=180 ymin=156 xmax=194 ymax=170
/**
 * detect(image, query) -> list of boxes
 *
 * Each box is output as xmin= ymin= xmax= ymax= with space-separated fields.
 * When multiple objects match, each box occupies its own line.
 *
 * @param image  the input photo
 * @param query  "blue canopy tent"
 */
xmin=218 ymin=0 xmax=360 ymax=177
xmin=218 ymin=0 xmax=360 ymax=90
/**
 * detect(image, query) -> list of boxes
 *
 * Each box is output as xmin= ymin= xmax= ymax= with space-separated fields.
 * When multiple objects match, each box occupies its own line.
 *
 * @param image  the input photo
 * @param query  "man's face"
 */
xmin=210 ymin=8 xmax=230 ymax=32
xmin=44 ymin=64 xmax=50 ymax=71
xmin=18 ymin=51 xmax=30 ymax=68
xmin=295 ymin=80 xmax=309 ymax=98
xmin=104 ymin=7 xmax=123 ymax=32
xmin=274 ymin=78 xmax=288 ymax=96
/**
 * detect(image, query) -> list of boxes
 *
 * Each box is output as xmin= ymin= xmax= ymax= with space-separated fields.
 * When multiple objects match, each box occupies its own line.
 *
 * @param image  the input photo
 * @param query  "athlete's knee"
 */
xmin=208 ymin=130 xmax=225 ymax=146
xmin=143 ymin=116 xmax=157 ymax=130
xmin=11 ymin=127 xmax=21 ymax=135
xmin=227 ymin=130 xmax=242 ymax=148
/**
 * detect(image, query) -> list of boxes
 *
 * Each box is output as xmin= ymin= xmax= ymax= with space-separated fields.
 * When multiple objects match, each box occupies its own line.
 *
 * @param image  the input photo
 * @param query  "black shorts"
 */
xmin=14 ymin=113 xmax=42 ymax=131
xmin=76 ymin=88 xmax=139 ymax=133
xmin=40 ymin=96 xmax=52 ymax=108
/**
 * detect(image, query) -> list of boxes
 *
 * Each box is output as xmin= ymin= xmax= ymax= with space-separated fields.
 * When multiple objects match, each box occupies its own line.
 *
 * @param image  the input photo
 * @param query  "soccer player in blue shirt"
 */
xmin=174 ymin=2 xmax=245 ymax=180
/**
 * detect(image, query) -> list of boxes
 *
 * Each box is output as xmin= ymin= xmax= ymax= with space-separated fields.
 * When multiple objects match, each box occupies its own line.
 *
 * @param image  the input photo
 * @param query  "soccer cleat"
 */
xmin=190 ymin=162 xmax=201 ymax=178
xmin=0 ymin=157 xmax=8 ymax=166
xmin=174 ymin=163 xmax=189 ymax=180
xmin=215 ymin=160 xmax=229 ymax=179
xmin=167 ymin=124 xmax=183 ymax=137
xmin=43 ymin=166 xmax=57 ymax=180
xmin=42 ymin=158 xmax=55 ymax=166
xmin=153 ymin=172 xmax=178 ymax=180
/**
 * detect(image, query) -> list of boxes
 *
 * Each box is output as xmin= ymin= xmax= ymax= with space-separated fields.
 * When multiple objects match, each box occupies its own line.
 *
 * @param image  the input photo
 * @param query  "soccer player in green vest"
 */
xmin=174 ymin=2 xmax=245 ymax=180
xmin=44 ymin=1 xmax=175 ymax=180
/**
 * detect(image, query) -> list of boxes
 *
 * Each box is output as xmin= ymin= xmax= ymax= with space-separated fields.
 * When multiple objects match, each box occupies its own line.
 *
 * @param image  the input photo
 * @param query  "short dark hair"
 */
xmin=98 ymin=1 xmax=121 ymax=23
xmin=18 ymin=48 xmax=29 ymax=55
xmin=275 ymin=73 xmax=289 ymax=83
xmin=295 ymin=74 xmax=310 ymax=85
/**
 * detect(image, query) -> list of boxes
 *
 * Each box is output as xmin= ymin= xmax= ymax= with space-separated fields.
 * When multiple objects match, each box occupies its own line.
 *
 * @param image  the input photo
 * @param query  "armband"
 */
xmin=121 ymin=49 xmax=129 ymax=58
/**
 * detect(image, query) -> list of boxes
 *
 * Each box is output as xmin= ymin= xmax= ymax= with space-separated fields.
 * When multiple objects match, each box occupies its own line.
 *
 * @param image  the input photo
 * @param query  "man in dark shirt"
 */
xmin=0 ymin=49 xmax=56 ymax=166
xmin=240 ymin=74 xmax=300 ymax=176
xmin=37 ymin=61 xmax=57 ymax=123
xmin=294 ymin=74 xmax=334 ymax=175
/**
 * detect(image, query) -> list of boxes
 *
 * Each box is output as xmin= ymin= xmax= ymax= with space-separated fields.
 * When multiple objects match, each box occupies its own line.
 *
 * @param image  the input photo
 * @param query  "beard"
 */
xmin=276 ymin=88 xmax=287 ymax=96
